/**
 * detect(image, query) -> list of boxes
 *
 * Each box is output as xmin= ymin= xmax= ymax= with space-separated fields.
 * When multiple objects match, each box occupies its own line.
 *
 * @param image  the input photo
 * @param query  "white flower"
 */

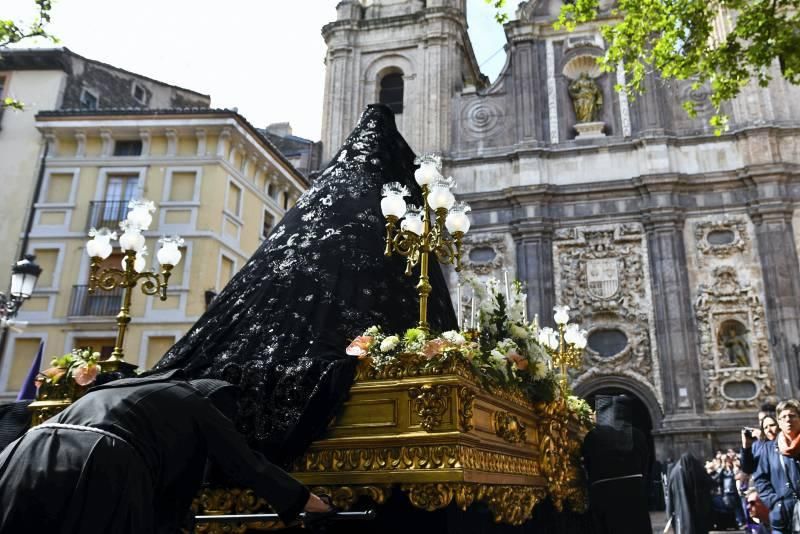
xmin=365 ymin=325 xmax=380 ymax=336
xmin=530 ymin=360 xmax=548 ymax=380
xmin=509 ymin=324 xmax=528 ymax=341
xmin=441 ymin=331 xmax=466 ymax=345
xmin=380 ymin=335 xmax=400 ymax=352
xmin=490 ymin=349 xmax=506 ymax=364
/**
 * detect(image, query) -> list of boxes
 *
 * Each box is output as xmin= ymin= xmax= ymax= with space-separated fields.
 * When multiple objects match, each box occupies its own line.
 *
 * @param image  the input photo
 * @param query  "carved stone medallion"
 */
xmin=554 ymin=224 xmax=660 ymax=405
xmin=694 ymin=217 xmax=749 ymax=262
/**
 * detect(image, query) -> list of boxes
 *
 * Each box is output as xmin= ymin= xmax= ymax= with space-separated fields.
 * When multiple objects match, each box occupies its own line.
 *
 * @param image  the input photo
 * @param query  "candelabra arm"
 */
xmin=384 ymin=217 xmax=398 ymax=257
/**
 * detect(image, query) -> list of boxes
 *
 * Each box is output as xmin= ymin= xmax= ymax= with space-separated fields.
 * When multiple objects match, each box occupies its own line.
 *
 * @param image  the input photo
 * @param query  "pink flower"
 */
xmin=73 ymin=363 xmax=100 ymax=386
xmin=506 ymin=351 xmax=529 ymax=371
xmin=346 ymin=335 xmax=373 ymax=357
xmin=423 ymin=339 xmax=446 ymax=359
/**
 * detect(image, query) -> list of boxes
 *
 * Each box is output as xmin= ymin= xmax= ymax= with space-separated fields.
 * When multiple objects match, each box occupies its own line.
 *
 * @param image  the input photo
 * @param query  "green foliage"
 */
xmin=0 ymin=0 xmax=56 ymax=110
xmin=487 ymin=0 xmax=800 ymax=135
xmin=484 ymin=0 xmax=510 ymax=23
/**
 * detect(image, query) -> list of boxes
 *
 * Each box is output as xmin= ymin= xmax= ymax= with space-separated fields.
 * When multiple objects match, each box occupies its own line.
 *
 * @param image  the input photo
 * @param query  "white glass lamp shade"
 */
xmin=401 ymin=207 xmax=424 ymax=235
xmin=575 ymin=330 xmax=588 ymax=349
xmin=445 ymin=202 xmax=471 ymax=234
xmin=126 ymin=199 xmax=156 ymax=231
xmin=427 ymin=177 xmax=455 ymax=211
xmin=413 ymin=154 xmax=442 ymax=186
xmin=122 ymin=250 xmax=147 ymax=273
xmin=9 ymin=255 xmax=42 ymax=299
xmin=553 ymin=305 xmax=570 ymax=325
xmin=380 ymin=182 xmax=409 ymax=219
xmin=119 ymin=229 xmax=145 ymax=252
xmin=86 ymin=228 xmax=116 ymax=259
xmin=538 ymin=327 xmax=559 ymax=351
xmin=564 ymin=323 xmax=580 ymax=345
xmin=157 ymin=236 xmax=184 ymax=267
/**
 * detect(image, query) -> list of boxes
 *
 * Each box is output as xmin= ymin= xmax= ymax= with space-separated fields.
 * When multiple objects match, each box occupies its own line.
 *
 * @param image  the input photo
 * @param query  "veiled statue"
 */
xmin=147 ymin=104 xmax=457 ymax=465
xmin=568 ymin=72 xmax=603 ymax=123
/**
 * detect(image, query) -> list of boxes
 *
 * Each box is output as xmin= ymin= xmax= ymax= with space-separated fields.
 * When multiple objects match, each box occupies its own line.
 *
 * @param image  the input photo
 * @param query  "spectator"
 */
xmin=744 ymin=488 xmax=771 ymax=533
xmin=742 ymin=415 xmax=779 ymax=474
xmin=753 ymin=399 xmax=800 ymax=534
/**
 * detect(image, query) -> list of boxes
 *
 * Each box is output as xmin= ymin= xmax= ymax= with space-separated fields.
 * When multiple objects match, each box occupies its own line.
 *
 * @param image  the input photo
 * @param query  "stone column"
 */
xmin=513 ymin=219 xmax=555 ymax=324
xmin=749 ymin=183 xmax=800 ymax=398
xmin=643 ymin=210 xmax=705 ymax=417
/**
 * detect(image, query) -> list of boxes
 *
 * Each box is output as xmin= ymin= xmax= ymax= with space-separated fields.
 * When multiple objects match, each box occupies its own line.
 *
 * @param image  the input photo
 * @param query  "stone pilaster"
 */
xmin=748 ymin=174 xmax=800 ymax=398
xmin=512 ymin=219 xmax=555 ymax=325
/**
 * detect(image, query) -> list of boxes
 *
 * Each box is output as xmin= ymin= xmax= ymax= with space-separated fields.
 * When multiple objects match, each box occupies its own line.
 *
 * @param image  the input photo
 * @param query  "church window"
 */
xmin=379 ymin=72 xmax=404 ymax=114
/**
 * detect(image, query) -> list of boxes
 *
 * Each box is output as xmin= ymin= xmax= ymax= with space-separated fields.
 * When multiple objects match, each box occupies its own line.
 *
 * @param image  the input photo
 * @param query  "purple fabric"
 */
xmin=15 ymin=341 xmax=42 ymax=401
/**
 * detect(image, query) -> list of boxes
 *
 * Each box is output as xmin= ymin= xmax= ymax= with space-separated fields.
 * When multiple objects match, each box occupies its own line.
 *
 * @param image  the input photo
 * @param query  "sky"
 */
xmin=6 ymin=0 xmax=516 ymax=140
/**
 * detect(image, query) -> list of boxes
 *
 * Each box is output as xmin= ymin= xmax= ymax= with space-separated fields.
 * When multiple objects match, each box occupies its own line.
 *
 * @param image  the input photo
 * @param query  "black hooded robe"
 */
xmin=0 ymin=370 xmax=309 ymax=533
xmin=581 ymin=395 xmax=652 ymax=534
xmin=666 ymin=453 xmax=714 ymax=534
xmin=148 ymin=104 xmax=457 ymax=464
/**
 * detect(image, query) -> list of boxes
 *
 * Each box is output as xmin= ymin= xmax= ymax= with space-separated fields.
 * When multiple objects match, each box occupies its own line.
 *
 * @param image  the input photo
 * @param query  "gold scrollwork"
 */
xmin=294 ymin=444 xmax=540 ymax=477
xmin=458 ymin=387 xmax=475 ymax=432
xmin=534 ymin=400 xmax=589 ymax=513
xmin=308 ymin=485 xmax=392 ymax=510
xmin=408 ymin=384 xmax=450 ymax=432
xmin=192 ymin=488 xmax=278 ymax=533
xmin=493 ymin=411 xmax=527 ymax=444
xmin=400 ymin=483 xmax=547 ymax=526
xmin=356 ymin=351 xmax=474 ymax=382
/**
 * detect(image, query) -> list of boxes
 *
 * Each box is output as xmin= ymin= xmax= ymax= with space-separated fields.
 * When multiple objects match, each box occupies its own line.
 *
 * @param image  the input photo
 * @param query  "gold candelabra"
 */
xmin=538 ymin=306 xmax=587 ymax=392
xmin=88 ymin=250 xmax=175 ymax=369
xmin=85 ymin=200 xmax=183 ymax=371
xmin=381 ymin=155 xmax=471 ymax=333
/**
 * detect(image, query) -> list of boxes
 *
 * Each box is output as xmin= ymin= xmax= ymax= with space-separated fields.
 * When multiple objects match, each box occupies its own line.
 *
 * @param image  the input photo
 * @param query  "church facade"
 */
xmin=320 ymin=0 xmax=800 ymax=459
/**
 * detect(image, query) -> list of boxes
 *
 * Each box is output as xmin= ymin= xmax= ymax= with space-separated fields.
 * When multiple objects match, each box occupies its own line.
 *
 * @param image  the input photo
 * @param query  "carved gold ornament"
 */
xmin=408 ymin=384 xmax=450 ymax=432
xmin=493 ymin=411 xmax=527 ymax=444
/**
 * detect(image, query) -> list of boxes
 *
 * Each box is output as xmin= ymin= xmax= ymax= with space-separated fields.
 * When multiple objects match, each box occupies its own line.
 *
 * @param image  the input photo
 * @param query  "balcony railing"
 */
xmin=86 ymin=200 xmax=129 ymax=231
xmin=68 ymin=284 xmax=122 ymax=317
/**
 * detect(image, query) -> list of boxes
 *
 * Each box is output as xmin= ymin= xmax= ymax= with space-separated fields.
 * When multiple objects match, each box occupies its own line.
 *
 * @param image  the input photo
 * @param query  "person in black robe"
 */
xmin=0 ymin=370 xmax=330 ymax=533
xmin=666 ymin=452 xmax=714 ymax=534
xmin=581 ymin=394 xmax=652 ymax=534
xmin=148 ymin=104 xmax=457 ymax=464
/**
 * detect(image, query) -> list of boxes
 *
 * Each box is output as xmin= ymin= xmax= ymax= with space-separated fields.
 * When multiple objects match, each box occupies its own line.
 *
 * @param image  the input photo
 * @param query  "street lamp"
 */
xmin=86 ymin=199 xmax=183 ymax=370
xmin=0 ymin=254 xmax=43 ymax=331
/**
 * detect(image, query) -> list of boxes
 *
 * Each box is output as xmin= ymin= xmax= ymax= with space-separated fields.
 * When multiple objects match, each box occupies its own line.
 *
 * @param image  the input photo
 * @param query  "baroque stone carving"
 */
xmin=694 ymin=217 xmax=749 ymax=260
xmin=554 ymin=224 xmax=659 ymax=401
xmin=461 ymin=233 xmax=509 ymax=276
xmin=463 ymin=100 xmax=502 ymax=136
xmin=493 ymin=411 xmax=527 ymax=444
xmin=694 ymin=266 xmax=775 ymax=411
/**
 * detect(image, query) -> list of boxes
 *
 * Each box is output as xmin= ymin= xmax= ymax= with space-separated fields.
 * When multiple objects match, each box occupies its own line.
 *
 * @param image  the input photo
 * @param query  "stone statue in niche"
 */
xmin=718 ymin=320 xmax=750 ymax=367
xmin=568 ymin=72 xmax=603 ymax=123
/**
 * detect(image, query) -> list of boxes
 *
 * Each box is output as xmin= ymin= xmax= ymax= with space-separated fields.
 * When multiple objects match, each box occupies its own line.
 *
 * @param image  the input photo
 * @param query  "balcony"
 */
xmin=86 ymin=200 xmax=129 ymax=231
xmin=68 ymin=285 xmax=122 ymax=317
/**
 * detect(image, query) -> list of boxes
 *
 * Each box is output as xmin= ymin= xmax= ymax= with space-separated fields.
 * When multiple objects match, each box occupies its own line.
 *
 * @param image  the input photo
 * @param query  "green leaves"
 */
xmin=556 ymin=0 xmax=800 ymax=134
xmin=484 ymin=0 xmax=510 ymax=23
xmin=1 ymin=0 xmax=56 ymax=110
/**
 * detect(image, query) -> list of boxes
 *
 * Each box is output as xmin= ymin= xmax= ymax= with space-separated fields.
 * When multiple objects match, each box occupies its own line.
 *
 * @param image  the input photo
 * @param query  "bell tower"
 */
xmin=320 ymin=0 xmax=485 ymax=162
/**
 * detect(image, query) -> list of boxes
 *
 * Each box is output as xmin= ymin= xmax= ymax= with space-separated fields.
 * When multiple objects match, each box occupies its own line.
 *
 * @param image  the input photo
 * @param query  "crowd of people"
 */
xmin=661 ymin=401 xmax=800 ymax=533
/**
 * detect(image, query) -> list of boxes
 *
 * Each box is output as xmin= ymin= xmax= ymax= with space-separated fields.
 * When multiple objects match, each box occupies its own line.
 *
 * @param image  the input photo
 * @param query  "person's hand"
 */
xmin=304 ymin=493 xmax=333 ymax=513
xmin=742 ymin=429 xmax=753 ymax=448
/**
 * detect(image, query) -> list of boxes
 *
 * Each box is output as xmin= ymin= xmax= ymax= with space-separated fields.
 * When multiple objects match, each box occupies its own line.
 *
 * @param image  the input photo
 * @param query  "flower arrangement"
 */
xmin=347 ymin=276 xmax=576 ymax=405
xmin=35 ymin=349 xmax=102 ymax=400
